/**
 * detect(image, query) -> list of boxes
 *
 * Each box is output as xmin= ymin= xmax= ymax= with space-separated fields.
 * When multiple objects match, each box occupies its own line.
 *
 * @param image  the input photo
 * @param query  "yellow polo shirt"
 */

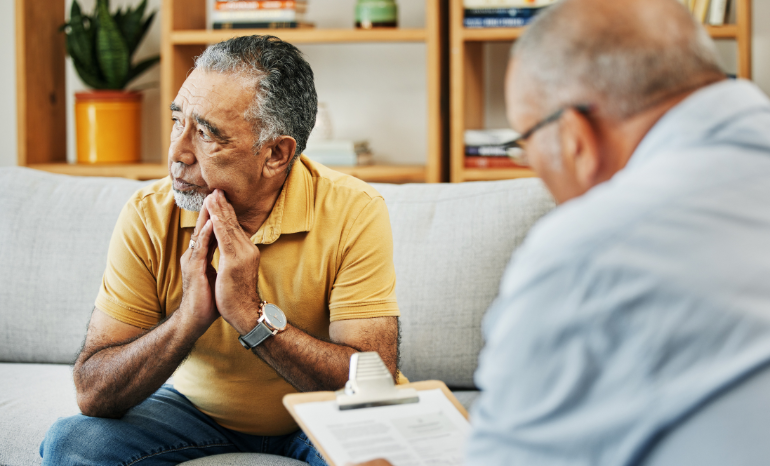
xmin=95 ymin=155 xmax=400 ymax=435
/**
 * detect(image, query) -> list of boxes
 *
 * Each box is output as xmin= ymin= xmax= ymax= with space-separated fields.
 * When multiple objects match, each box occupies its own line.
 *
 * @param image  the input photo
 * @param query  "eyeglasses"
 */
xmin=504 ymin=104 xmax=592 ymax=166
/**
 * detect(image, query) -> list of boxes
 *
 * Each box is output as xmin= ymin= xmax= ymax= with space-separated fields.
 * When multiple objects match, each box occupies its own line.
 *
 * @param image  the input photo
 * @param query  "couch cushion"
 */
xmin=0 ymin=363 xmax=80 ymax=466
xmin=372 ymin=179 xmax=554 ymax=388
xmin=452 ymin=390 xmax=481 ymax=411
xmin=0 ymin=168 xmax=149 ymax=364
xmin=0 ymin=363 xmax=306 ymax=466
xmin=180 ymin=453 xmax=307 ymax=465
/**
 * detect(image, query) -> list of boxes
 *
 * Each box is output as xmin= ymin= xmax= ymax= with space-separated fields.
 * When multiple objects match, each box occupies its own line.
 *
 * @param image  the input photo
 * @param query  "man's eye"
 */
xmin=198 ymin=129 xmax=212 ymax=142
xmin=172 ymin=117 xmax=183 ymax=129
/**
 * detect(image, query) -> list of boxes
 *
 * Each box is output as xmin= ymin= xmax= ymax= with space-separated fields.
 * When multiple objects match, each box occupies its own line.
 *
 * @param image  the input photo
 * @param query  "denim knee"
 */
xmin=40 ymin=414 xmax=115 ymax=466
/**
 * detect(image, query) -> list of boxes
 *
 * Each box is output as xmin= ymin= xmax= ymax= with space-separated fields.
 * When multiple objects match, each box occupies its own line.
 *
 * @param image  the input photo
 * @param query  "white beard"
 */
xmin=173 ymin=188 xmax=206 ymax=212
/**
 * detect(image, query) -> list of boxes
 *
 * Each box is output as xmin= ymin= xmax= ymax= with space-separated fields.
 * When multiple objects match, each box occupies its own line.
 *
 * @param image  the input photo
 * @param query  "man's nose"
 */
xmin=169 ymin=129 xmax=196 ymax=167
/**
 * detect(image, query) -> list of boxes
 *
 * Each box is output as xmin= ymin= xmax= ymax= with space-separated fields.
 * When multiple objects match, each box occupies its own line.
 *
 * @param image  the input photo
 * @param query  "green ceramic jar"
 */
xmin=355 ymin=0 xmax=398 ymax=29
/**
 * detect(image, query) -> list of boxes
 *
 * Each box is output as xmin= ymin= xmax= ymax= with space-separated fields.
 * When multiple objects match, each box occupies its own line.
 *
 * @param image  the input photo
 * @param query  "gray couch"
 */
xmin=0 ymin=167 xmax=555 ymax=465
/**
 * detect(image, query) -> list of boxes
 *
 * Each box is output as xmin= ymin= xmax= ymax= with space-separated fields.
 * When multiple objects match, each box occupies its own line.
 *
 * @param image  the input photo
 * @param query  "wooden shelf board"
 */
xmin=28 ymin=163 xmax=168 ymax=180
xmin=28 ymin=163 xmax=426 ymax=183
xmin=330 ymin=165 xmax=427 ymax=183
xmin=706 ymin=24 xmax=739 ymax=39
xmin=462 ymin=27 xmax=526 ymax=42
xmin=171 ymin=28 xmax=428 ymax=45
xmin=462 ymin=167 xmax=537 ymax=181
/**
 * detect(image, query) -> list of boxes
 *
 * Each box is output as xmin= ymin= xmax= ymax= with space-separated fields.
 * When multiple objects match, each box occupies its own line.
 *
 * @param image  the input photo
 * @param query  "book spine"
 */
xmin=213 ymin=21 xmax=299 ymax=29
xmin=463 ymin=0 xmax=556 ymax=7
xmin=464 ymin=8 xmax=540 ymax=18
xmin=214 ymin=1 xmax=305 ymax=10
xmin=465 ymin=145 xmax=509 ymax=156
xmin=211 ymin=10 xmax=302 ymax=22
xmin=692 ymin=0 xmax=709 ymax=22
xmin=464 ymin=17 xmax=533 ymax=28
xmin=465 ymin=156 xmax=527 ymax=169
xmin=708 ymin=0 xmax=728 ymax=25
xmin=726 ymin=0 xmax=737 ymax=24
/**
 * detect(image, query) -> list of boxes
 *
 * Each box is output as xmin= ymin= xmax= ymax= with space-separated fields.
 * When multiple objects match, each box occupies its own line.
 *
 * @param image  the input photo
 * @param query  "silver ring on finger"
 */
xmin=189 ymin=239 xmax=197 ymax=250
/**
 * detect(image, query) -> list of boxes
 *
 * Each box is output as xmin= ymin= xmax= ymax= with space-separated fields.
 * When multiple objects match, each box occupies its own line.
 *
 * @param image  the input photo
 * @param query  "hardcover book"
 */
xmin=464 ymin=7 xmax=541 ymax=17
xmin=214 ymin=0 xmax=306 ymax=10
xmin=465 ymin=156 xmax=527 ymax=169
xmin=463 ymin=0 xmax=558 ymax=7
xmin=211 ymin=10 xmax=305 ymax=22
xmin=464 ymin=17 xmax=533 ymax=28
xmin=213 ymin=21 xmax=302 ymax=29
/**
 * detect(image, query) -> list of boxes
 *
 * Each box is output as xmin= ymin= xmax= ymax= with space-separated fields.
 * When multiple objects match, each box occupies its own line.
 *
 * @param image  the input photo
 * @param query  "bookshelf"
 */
xmin=160 ymin=0 xmax=446 ymax=184
xmin=448 ymin=0 xmax=753 ymax=183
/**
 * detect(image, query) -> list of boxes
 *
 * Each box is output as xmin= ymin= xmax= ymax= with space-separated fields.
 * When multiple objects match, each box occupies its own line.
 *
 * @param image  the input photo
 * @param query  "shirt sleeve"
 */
xmin=328 ymin=196 xmax=400 ymax=322
xmin=95 ymin=197 xmax=163 ymax=329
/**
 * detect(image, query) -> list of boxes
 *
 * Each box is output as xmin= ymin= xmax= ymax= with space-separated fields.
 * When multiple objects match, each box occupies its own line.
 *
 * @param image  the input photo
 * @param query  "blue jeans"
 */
xmin=40 ymin=384 xmax=327 ymax=466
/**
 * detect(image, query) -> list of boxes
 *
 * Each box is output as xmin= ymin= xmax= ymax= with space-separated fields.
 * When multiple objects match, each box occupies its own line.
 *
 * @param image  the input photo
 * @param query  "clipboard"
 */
xmin=283 ymin=353 xmax=471 ymax=466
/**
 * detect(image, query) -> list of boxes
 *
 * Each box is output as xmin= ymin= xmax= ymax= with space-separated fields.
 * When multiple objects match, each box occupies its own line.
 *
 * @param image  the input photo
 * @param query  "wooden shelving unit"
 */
xmin=160 ymin=0 xmax=445 ymax=184
xmin=449 ymin=0 xmax=753 ymax=183
xmin=16 ymin=0 xmax=752 ymax=184
xmin=171 ymin=28 xmax=429 ymax=45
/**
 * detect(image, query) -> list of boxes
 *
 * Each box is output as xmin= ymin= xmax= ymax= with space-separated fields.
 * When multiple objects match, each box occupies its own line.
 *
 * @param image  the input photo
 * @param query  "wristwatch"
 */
xmin=238 ymin=301 xmax=288 ymax=349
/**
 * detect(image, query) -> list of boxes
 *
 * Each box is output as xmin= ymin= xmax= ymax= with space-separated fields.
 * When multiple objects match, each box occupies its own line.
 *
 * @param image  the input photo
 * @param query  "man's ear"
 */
xmin=559 ymin=108 xmax=600 ymax=192
xmin=262 ymin=136 xmax=297 ymax=179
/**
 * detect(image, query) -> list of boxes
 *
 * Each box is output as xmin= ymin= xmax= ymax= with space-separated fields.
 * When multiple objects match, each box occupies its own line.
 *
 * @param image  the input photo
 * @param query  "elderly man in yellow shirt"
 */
xmin=40 ymin=35 xmax=400 ymax=466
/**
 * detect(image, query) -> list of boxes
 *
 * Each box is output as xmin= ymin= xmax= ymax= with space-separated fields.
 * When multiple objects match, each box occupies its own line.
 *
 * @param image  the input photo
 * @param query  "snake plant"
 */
xmin=61 ymin=0 xmax=159 ymax=90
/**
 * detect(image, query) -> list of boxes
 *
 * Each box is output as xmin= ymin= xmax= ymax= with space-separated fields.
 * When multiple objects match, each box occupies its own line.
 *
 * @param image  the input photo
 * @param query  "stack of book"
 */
xmin=679 ymin=0 xmax=736 ymax=26
xmin=463 ymin=0 xmax=558 ymax=28
xmin=464 ymin=129 xmax=527 ymax=169
xmin=209 ymin=0 xmax=308 ymax=30
xmin=303 ymin=140 xmax=374 ymax=167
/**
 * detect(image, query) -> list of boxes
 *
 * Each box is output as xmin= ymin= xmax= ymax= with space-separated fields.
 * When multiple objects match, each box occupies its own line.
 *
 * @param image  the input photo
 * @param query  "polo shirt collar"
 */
xmin=179 ymin=157 xmax=315 ymax=245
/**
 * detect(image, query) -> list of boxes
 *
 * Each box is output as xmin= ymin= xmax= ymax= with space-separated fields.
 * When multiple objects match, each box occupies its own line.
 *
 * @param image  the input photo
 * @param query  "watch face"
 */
xmin=262 ymin=303 xmax=287 ymax=331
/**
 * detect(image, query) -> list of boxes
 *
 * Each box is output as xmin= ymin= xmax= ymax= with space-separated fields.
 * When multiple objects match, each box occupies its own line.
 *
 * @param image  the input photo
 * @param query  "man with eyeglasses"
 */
xmin=357 ymin=0 xmax=770 ymax=465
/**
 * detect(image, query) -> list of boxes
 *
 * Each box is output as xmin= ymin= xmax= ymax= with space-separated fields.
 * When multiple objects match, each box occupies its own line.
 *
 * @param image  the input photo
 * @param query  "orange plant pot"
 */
xmin=75 ymin=91 xmax=142 ymax=164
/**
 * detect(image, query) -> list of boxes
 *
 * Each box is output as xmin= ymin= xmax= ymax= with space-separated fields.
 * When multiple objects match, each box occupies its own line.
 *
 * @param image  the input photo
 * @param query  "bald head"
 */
xmin=510 ymin=0 xmax=724 ymax=119
xmin=504 ymin=0 xmax=726 ymax=204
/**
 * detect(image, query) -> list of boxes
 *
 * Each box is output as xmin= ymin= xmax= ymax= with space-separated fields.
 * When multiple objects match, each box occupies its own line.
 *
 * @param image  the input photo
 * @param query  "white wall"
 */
xmin=294 ymin=0 xmax=427 ymax=165
xmin=2 ymin=0 xmax=769 ymax=167
xmin=0 ymin=1 xmax=17 ymax=167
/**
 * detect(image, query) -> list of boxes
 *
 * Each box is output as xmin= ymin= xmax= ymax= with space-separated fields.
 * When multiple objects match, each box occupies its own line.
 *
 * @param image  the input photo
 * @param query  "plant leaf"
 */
xmin=113 ymin=8 xmax=124 ymax=30
xmin=66 ymin=1 xmax=96 ymax=75
xmin=125 ymin=54 xmax=160 ymax=87
xmin=95 ymin=0 xmax=129 ymax=89
xmin=72 ymin=56 xmax=109 ymax=89
xmin=63 ymin=1 xmax=105 ymax=89
xmin=121 ymin=0 xmax=147 ymax=57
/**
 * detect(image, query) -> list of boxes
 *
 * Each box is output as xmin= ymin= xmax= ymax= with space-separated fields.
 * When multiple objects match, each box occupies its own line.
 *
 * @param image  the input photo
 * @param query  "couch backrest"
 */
xmin=0 ymin=168 xmax=149 ymax=364
xmin=0 ymin=168 xmax=555 ymax=388
xmin=372 ymin=180 xmax=554 ymax=388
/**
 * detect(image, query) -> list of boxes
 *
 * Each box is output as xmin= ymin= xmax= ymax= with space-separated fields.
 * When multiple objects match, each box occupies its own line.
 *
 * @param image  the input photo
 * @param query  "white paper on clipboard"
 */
xmin=293 ymin=388 xmax=470 ymax=466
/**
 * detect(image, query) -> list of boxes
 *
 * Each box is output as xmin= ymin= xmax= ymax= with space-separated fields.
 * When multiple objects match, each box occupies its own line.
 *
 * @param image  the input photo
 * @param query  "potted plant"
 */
xmin=61 ymin=0 xmax=159 ymax=164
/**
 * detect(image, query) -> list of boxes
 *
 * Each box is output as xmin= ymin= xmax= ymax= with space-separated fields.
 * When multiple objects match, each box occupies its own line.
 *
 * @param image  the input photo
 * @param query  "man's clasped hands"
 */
xmin=180 ymin=189 xmax=264 ymax=337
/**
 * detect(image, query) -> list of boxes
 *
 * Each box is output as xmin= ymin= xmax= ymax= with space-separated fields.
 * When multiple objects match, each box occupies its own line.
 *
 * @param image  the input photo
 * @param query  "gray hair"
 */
xmin=512 ymin=0 xmax=724 ymax=119
xmin=195 ymin=35 xmax=318 ymax=172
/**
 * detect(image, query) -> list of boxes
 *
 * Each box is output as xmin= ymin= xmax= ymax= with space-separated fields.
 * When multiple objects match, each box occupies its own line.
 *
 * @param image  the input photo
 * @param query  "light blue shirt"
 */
xmin=467 ymin=80 xmax=770 ymax=466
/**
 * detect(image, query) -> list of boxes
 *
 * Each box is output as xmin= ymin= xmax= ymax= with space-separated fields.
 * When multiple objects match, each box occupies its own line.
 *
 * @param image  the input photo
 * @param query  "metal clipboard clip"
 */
xmin=336 ymin=352 xmax=419 ymax=410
